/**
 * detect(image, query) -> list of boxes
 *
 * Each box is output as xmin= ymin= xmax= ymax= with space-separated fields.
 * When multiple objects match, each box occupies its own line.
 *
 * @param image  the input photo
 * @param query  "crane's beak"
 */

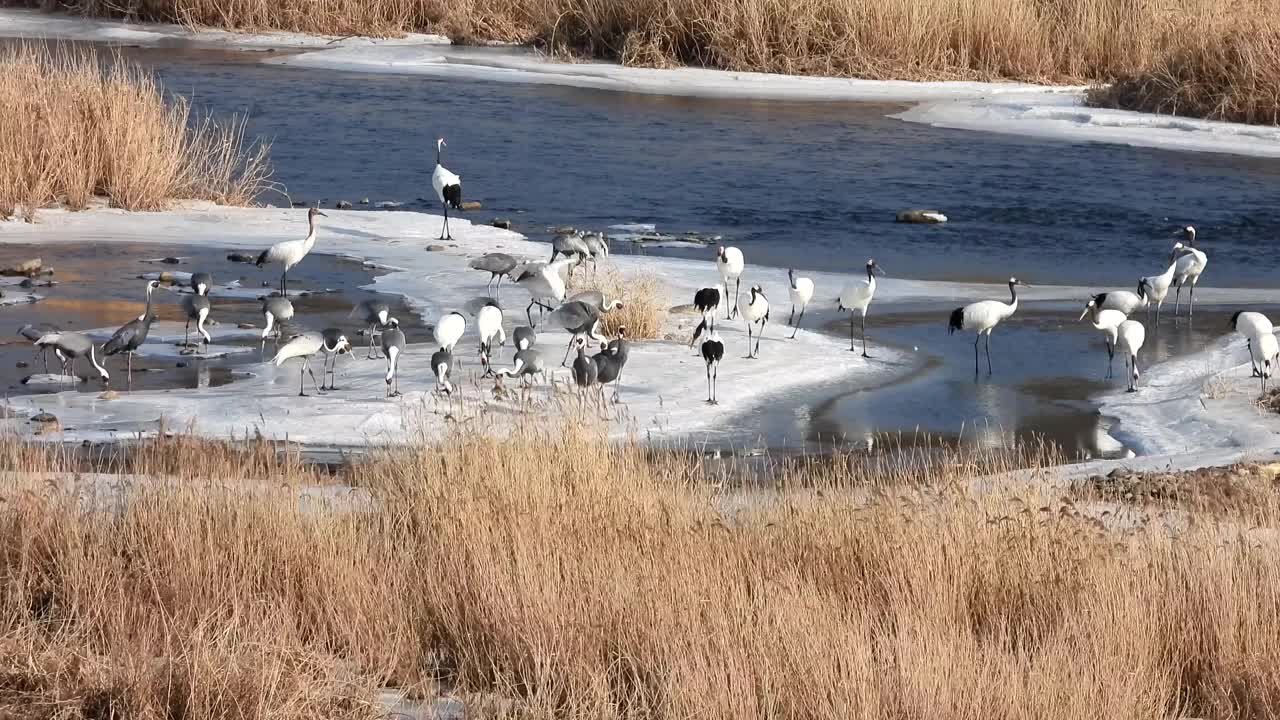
xmin=875 ymin=265 xmax=886 ymax=276
xmin=317 ymin=211 xmax=329 ymax=218
xmin=1078 ymin=307 xmax=1090 ymax=321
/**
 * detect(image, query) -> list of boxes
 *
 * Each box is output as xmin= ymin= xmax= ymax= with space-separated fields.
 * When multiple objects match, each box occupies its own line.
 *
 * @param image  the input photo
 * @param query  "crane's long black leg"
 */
xmin=861 ymin=313 xmax=869 ymax=358
xmin=706 ymin=363 xmax=712 ymax=403
xmin=985 ymin=333 xmax=993 ymax=375
xmin=724 ymin=282 xmax=732 ymax=320
xmin=127 ymin=352 xmax=133 ymax=390
xmin=973 ymin=334 xmax=980 ymax=377
xmin=562 ymin=336 xmax=575 ymax=366
xmin=281 ymin=270 xmax=288 ymax=297
xmin=850 ymin=316 xmax=856 ymax=351
xmin=298 ymin=362 xmax=306 ymax=396
xmin=1106 ymin=340 xmax=1114 ymax=379
xmin=788 ymin=306 xmax=795 ymax=327
xmin=755 ymin=318 xmax=765 ymax=358
xmin=1189 ymin=283 xmax=1196 ymax=318
xmin=733 ymin=278 xmax=741 ymax=319
xmin=712 ymin=364 xmax=718 ymax=404
xmin=790 ymin=307 xmax=804 ymax=339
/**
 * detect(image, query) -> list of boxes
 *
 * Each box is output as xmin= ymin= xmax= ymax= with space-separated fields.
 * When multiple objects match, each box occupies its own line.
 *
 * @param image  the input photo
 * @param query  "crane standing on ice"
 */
xmin=432 ymin=137 xmax=463 ymax=240
xmin=257 ymin=207 xmax=326 ymax=297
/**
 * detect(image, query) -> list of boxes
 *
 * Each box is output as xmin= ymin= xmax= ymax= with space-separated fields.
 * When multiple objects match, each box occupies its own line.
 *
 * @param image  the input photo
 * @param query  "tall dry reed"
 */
xmin=0 ymin=42 xmax=272 ymax=221
xmin=3 ymin=429 xmax=1280 ymax=717
xmin=41 ymin=0 xmax=1280 ymax=122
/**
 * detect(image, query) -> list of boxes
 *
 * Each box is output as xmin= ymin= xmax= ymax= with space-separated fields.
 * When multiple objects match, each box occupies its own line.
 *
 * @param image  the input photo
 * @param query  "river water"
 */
xmin=12 ymin=42 xmax=1280 ymax=459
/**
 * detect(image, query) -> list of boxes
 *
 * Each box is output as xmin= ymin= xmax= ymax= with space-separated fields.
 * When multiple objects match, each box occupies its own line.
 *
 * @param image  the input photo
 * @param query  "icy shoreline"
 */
xmin=5 ymin=9 xmax=1280 ymax=158
xmin=0 ymin=204 xmax=918 ymax=447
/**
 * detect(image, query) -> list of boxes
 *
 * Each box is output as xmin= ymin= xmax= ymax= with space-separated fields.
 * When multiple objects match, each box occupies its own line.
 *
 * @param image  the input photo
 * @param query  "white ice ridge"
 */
xmin=893 ymin=93 xmax=1280 ymax=159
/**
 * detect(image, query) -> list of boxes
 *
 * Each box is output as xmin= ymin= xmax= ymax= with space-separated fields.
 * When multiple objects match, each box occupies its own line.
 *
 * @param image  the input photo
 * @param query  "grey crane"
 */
xmin=319 ymin=327 xmax=351 ymax=390
xmin=550 ymin=230 xmax=591 ymax=263
xmin=513 ymin=326 xmax=536 ymax=351
xmin=495 ymin=347 xmax=545 ymax=388
xmin=468 ymin=253 xmax=518 ymax=296
xmin=570 ymin=335 xmax=601 ymax=412
xmin=381 ymin=317 xmax=407 ymax=397
xmin=18 ymin=323 xmax=62 ymax=373
xmin=431 ymin=346 xmax=454 ymax=396
xmin=35 ymin=331 xmax=110 ymax=386
xmin=182 ymin=283 xmax=212 ymax=351
xmin=593 ymin=326 xmax=630 ymax=402
xmin=549 ymin=297 xmax=621 ymax=365
xmin=190 ymin=271 xmax=213 ymax=296
xmin=103 ymin=280 xmax=161 ymax=387
xmin=351 ymin=299 xmax=391 ymax=359
xmin=581 ymin=232 xmax=609 ymax=275
xmin=260 ymin=296 xmax=295 ymax=352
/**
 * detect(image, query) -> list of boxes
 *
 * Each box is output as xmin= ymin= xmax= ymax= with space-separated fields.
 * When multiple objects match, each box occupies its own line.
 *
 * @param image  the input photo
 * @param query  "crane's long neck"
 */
xmin=386 ymin=346 xmax=399 ymax=383
xmin=141 ymin=285 xmax=155 ymax=321
xmin=304 ymin=217 xmax=318 ymax=251
xmin=197 ymin=308 xmax=211 ymax=342
xmin=866 ymin=266 xmax=877 ymax=292
xmin=262 ymin=311 xmax=275 ymax=340
xmin=788 ymin=269 xmax=797 ymax=291
xmin=435 ymin=143 xmax=442 ymax=166
xmin=1007 ymin=283 xmax=1019 ymax=313
xmin=88 ymin=345 xmax=108 ymax=380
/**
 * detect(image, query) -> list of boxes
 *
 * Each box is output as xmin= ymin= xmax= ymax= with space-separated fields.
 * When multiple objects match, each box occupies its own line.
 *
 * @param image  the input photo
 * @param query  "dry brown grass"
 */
xmin=568 ymin=266 xmax=667 ymax=340
xmin=4 ymin=427 xmax=1280 ymax=717
xmin=0 ymin=42 xmax=272 ymax=221
xmin=1088 ymin=23 xmax=1280 ymax=125
xmin=27 ymin=0 xmax=1263 ymax=80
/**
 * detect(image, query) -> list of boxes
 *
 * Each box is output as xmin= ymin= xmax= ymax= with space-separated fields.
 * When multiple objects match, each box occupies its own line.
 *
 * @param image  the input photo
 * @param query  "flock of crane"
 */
xmin=15 ymin=135 xmax=1272 ymax=419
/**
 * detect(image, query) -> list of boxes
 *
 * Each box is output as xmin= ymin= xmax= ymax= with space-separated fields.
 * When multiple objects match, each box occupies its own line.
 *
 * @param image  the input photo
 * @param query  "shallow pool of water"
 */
xmin=0 ymin=243 xmax=421 ymax=394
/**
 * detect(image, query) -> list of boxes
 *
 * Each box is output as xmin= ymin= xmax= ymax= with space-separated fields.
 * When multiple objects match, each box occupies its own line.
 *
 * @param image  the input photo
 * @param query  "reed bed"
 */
xmin=567 ymin=266 xmax=668 ymax=340
xmin=38 ymin=0 xmax=1280 ymax=122
xmin=2 ymin=428 xmax=1280 ymax=717
xmin=0 ymin=42 xmax=272 ymax=221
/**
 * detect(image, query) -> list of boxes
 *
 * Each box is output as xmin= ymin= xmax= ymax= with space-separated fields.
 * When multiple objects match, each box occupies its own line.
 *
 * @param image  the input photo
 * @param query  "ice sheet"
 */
xmin=893 ymin=93 xmax=1280 ymax=159
xmin=0 ymin=203 xmax=919 ymax=446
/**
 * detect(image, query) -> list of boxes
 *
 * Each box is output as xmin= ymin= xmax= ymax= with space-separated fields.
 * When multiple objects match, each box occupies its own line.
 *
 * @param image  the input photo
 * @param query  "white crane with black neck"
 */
xmin=256 ymin=207 xmax=326 ymax=297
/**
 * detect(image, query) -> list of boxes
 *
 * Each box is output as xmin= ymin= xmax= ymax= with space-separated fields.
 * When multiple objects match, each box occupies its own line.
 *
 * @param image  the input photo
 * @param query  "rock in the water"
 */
xmin=176 ymin=362 xmax=188 ymax=368
xmin=376 ymin=201 xmax=403 ymax=209
xmin=359 ymin=197 xmax=370 ymax=205
xmin=896 ymin=209 xmax=948 ymax=224
xmin=291 ymin=199 xmax=309 ymax=207
xmin=15 ymin=361 xmax=27 ymax=369
xmin=491 ymin=218 xmax=512 ymax=229
xmin=335 ymin=200 xmax=352 ymax=209
xmin=460 ymin=201 xmax=482 ymax=211
xmin=227 ymin=252 xmax=257 ymax=263
xmin=425 ymin=244 xmax=447 ymax=252
xmin=237 ymin=323 xmax=256 ymax=330
xmin=31 ymin=411 xmax=57 ymax=424
xmin=99 ymin=390 xmax=119 ymax=400
xmin=0 ymin=258 xmax=42 ymax=276
xmin=162 ymin=257 xmax=182 ymax=264
xmin=18 ymin=278 xmax=33 ymax=288
xmin=32 ymin=414 xmax=61 ymax=434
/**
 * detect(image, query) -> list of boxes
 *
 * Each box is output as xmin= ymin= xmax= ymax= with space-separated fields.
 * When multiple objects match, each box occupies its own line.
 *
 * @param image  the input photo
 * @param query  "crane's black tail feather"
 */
xmin=947 ymin=307 xmax=965 ymax=334
xmin=443 ymin=184 xmax=463 ymax=210
xmin=255 ymin=249 xmax=270 ymax=267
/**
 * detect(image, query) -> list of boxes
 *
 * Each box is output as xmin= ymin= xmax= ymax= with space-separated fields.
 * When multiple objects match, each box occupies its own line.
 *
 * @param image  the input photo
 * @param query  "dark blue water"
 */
xmin=138 ymin=46 xmax=1280 ymax=287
